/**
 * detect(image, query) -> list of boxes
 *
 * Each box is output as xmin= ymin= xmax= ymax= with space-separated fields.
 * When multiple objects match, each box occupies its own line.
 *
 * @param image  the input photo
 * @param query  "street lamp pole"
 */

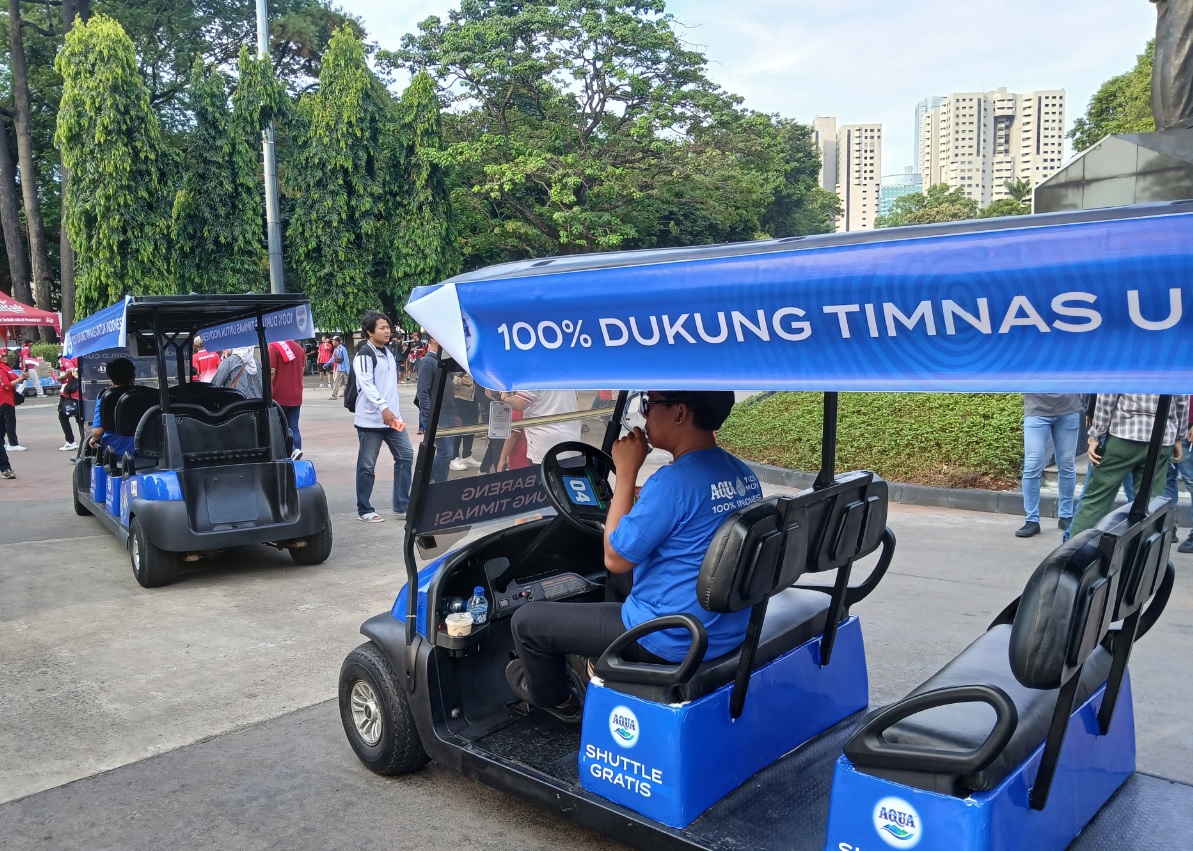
xmin=256 ymin=0 xmax=285 ymax=294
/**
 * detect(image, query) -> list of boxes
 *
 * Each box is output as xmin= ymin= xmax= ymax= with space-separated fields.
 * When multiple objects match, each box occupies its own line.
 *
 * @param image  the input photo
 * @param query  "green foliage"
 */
xmin=56 ymin=15 xmax=174 ymax=319
xmin=390 ymin=0 xmax=833 ymax=262
xmin=29 ymin=341 xmax=60 ymax=362
xmin=876 ymin=183 xmax=979 ymax=229
xmin=384 ymin=71 xmax=460 ymax=316
xmin=980 ymin=198 xmax=1030 ymax=219
xmin=719 ymin=392 xmax=1025 ymax=488
xmin=286 ymin=27 xmax=390 ymax=330
xmin=1069 ymin=41 xmax=1155 ymax=152
xmin=171 ymin=56 xmax=268 ymax=294
xmin=1003 ymin=178 xmax=1032 ymax=204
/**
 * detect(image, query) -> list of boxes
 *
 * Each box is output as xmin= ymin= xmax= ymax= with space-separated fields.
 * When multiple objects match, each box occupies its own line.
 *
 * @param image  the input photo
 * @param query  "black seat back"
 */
xmin=782 ymin=471 xmax=893 ymax=666
xmin=169 ymin=381 xmax=213 ymax=400
xmin=96 ymin=385 xmax=139 ymax=431
xmin=114 ymin=387 xmax=159 ymax=439
xmin=698 ymin=497 xmax=806 ymax=614
xmin=693 ymin=496 xmax=809 ymax=718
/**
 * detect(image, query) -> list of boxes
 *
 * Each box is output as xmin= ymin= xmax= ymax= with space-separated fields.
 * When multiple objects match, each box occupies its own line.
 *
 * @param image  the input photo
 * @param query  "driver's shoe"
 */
xmin=565 ymin=653 xmax=593 ymax=701
xmin=505 ymin=658 xmax=534 ymax=705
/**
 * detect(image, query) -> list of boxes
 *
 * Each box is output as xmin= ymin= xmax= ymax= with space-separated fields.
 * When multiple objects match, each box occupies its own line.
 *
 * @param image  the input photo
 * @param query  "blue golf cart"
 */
xmin=65 ymin=295 xmax=332 ymax=588
xmin=337 ymin=201 xmax=1193 ymax=849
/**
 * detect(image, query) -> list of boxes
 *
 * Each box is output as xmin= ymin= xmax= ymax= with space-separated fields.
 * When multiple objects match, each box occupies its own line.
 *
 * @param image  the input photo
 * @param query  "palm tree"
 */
xmin=1004 ymin=178 xmax=1032 ymax=206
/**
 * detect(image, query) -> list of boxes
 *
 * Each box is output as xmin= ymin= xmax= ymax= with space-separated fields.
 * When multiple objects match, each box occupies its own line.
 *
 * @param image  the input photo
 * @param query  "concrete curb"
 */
xmin=744 ymin=461 xmax=1193 ymax=526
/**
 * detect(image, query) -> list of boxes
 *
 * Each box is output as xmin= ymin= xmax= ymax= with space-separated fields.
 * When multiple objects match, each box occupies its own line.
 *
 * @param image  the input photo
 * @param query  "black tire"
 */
xmin=339 ymin=642 xmax=428 ymax=775
xmin=72 ymin=478 xmax=91 ymax=517
xmin=289 ymin=524 xmax=333 ymax=565
xmin=129 ymin=516 xmax=178 ymax=588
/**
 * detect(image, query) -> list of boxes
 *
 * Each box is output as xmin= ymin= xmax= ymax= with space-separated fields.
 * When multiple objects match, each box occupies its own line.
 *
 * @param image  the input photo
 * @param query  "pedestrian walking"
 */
xmin=452 ymin=371 xmax=482 ymax=467
xmin=1069 ymin=393 xmax=1190 ymax=537
xmin=0 ymin=356 xmax=19 ymax=476
xmin=57 ymin=355 xmax=82 ymax=451
xmin=317 ymin=335 xmax=334 ymax=388
xmin=1164 ymin=397 xmax=1193 ymax=552
xmin=415 ymin=337 xmax=458 ymax=482
xmin=20 ymin=340 xmax=44 ymax=397
xmin=328 ymin=335 xmax=350 ymax=400
xmin=191 ymin=336 xmax=222 ymax=383
xmin=1016 ymin=394 xmax=1083 ymax=538
xmin=269 ymin=339 xmax=306 ymax=450
xmin=353 ymin=311 xmax=413 ymax=522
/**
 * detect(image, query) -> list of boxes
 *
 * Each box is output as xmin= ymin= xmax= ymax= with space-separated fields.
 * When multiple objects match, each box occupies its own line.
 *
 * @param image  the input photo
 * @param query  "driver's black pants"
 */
xmin=511 ymin=601 xmax=665 ymax=708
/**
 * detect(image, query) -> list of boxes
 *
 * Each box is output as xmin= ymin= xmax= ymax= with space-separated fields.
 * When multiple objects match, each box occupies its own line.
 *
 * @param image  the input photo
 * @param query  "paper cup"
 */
xmin=445 ymin=612 xmax=473 ymax=637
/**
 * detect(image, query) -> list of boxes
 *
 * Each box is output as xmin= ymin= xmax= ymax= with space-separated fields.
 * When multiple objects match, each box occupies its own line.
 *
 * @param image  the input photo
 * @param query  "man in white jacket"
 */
xmin=353 ymin=311 xmax=414 ymax=523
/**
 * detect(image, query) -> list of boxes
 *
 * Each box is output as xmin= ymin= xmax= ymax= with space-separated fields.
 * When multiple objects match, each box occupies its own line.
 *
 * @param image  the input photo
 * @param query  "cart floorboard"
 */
xmin=472 ymin=710 xmax=1193 ymax=850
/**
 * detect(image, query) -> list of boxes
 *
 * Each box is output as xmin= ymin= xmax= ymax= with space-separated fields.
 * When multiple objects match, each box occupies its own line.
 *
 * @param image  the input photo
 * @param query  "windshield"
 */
xmin=410 ymin=382 xmax=620 ymax=558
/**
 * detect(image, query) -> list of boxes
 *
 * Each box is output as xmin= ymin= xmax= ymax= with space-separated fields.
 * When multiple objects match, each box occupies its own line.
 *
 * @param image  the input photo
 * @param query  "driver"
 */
xmin=507 ymin=390 xmax=762 ymax=723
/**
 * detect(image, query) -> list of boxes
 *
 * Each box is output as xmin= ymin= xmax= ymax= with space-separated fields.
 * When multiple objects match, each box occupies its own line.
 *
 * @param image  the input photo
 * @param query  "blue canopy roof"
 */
xmin=407 ymin=202 xmax=1193 ymax=393
xmin=63 ymin=295 xmax=315 ymax=358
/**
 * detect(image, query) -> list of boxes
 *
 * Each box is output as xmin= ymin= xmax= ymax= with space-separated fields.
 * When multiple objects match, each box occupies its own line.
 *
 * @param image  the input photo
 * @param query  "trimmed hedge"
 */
xmin=719 ymin=392 xmax=1025 ymax=489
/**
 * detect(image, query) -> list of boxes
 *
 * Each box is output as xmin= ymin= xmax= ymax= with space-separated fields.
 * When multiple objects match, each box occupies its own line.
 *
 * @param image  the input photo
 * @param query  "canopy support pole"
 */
xmin=815 ymin=392 xmax=838 ymax=490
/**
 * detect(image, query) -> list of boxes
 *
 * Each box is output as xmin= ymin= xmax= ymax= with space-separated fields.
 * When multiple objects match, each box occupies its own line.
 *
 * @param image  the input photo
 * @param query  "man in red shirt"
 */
xmin=270 ymin=339 xmax=306 ymax=450
xmin=192 ymin=337 xmax=222 ymax=383
xmin=0 ymin=356 xmax=19 ymax=477
xmin=317 ymin=335 xmax=334 ymax=388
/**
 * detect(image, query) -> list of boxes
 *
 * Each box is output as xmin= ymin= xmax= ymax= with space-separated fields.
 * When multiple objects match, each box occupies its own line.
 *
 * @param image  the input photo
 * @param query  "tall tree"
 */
xmin=8 ymin=0 xmax=55 ymax=335
xmin=390 ymin=0 xmax=738 ymax=255
xmin=286 ymin=26 xmax=389 ymax=329
xmin=875 ymin=183 xmax=979 ymax=228
xmin=172 ymin=56 xmax=268 ymax=294
xmin=56 ymin=14 xmax=174 ymax=317
xmin=0 ymin=123 xmax=31 ymax=304
xmin=58 ymin=0 xmax=91 ymax=331
xmin=383 ymin=71 xmax=459 ymax=316
xmin=1069 ymin=41 xmax=1155 ymax=152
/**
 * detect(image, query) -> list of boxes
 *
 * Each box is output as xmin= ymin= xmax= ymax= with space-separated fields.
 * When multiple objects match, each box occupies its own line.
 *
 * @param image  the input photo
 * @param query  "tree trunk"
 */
xmin=0 ymin=120 xmax=32 ymax=306
xmin=9 ymin=0 xmax=55 ymax=339
xmin=58 ymin=0 xmax=90 ymax=331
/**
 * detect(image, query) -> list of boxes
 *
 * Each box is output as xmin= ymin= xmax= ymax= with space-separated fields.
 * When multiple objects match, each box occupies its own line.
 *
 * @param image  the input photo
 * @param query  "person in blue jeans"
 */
xmin=353 ymin=311 xmax=413 ymax=522
xmin=1016 ymin=394 xmax=1083 ymax=538
xmin=1164 ymin=398 xmax=1193 ymax=552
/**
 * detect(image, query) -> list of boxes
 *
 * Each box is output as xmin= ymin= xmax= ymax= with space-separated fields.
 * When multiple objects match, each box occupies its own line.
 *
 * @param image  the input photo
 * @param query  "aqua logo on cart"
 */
xmin=872 ymin=797 xmax=921 ymax=847
xmin=609 ymin=706 xmax=640 ymax=748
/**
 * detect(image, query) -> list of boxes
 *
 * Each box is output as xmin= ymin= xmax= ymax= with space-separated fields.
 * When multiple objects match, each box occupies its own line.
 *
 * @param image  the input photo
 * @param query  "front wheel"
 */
xmin=129 ymin=516 xmax=177 ymax=588
xmin=339 ymin=642 xmax=428 ymax=775
xmin=289 ymin=524 xmax=333 ymax=565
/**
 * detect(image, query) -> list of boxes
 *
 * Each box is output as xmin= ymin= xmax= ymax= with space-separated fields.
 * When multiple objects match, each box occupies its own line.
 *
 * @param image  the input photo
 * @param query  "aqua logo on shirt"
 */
xmin=710 ymin=480 xmax=738 ymax=500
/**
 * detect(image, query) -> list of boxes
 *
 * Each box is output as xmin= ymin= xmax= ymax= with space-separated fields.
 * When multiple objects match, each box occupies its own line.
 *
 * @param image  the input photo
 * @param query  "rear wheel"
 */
xmin=72 ymin=477 xmax=91 ymax=517
xmin=289 ymin=524 xmax=333 ymax=565
xmin=129 ymin=517 xmax=177 ymax=588
xmin=339 ymin=642 xmax=428 ymax=775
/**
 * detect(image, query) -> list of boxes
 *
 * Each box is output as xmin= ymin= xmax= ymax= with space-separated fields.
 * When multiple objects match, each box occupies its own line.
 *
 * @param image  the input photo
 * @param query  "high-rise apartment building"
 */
xmin=919 ymin=87 xmax=1065 ymax=207
xmin=913 ymin=97 xmax=943 ymax=173
xmin=835 ymin=123 xmax=882 ymax=232
xmin=812 ymin=117 xmax=882 ymax=232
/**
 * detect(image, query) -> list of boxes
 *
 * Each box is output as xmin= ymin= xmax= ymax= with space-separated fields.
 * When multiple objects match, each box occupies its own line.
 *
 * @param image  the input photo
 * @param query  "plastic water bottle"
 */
xmin=467 ymin=586 xmax=489 ymax=626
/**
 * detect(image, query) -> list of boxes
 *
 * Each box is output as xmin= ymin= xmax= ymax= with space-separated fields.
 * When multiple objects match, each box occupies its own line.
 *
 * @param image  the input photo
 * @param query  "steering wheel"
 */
xmin=541 ymin=441 xmax=615 ymax=536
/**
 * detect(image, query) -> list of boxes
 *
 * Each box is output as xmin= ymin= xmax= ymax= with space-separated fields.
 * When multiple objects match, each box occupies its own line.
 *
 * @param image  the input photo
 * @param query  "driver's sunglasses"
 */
xmin=641 ymin=397 xmax=680 ymax=416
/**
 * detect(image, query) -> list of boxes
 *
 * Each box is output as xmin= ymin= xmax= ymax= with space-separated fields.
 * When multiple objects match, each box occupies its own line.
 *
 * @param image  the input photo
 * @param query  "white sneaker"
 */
xmin=449 ymin=458 xmax=468 ymax=471
xmin=8 ymin=444 xmax=27 ymax=451
xmin=59 ymin=442 xmax=78 ymax=451
xmin=461 ymin=456 xmax=482 ymax=468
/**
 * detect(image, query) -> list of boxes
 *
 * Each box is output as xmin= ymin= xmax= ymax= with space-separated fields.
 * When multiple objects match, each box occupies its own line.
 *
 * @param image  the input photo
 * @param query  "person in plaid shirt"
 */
xmin=1069 ymin=393 xmax=1191 ymax=536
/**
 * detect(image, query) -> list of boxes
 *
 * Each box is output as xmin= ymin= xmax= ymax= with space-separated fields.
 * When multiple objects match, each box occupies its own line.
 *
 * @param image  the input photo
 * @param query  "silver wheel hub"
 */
xmin=350 ymin=680 xmax=383 ymax=746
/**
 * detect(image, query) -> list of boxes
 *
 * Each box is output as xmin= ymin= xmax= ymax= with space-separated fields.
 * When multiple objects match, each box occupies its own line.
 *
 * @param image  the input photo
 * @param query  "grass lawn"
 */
xmin=719 ymin=392 xmax=1025 ymax=490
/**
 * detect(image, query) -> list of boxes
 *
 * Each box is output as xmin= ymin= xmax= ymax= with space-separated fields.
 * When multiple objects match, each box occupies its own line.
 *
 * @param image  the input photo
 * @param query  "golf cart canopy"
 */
xmin=406 ymin=201 xmax=1193 ymax=394
xmin=63 ymin=294 xmax=315 ymax=358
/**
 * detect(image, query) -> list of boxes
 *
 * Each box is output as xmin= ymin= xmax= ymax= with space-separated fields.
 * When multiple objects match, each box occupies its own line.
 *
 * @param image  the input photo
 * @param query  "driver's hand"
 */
xmin=612 ymin=427 xmax=650 ymax=475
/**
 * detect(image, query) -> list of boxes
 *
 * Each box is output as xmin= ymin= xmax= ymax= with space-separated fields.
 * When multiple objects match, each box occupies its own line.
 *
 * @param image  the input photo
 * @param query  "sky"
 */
xmin=338 ymin=0 xmax=1156 ymax=174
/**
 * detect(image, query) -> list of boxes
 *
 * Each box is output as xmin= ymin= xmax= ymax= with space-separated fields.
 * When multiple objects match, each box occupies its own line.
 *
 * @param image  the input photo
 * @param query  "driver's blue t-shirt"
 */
xmin=609 ymin=448 xmax=763 ymax=661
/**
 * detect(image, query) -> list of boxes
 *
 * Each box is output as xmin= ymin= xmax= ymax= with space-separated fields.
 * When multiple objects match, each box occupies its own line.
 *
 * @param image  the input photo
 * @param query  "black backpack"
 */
xmin=343 ymin=342 xmax=377 ymax=413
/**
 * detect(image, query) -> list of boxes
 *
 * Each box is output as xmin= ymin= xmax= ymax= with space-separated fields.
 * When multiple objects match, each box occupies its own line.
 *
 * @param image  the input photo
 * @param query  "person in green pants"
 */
xmin=1070 ymin=393 xmax=1190 ymax=537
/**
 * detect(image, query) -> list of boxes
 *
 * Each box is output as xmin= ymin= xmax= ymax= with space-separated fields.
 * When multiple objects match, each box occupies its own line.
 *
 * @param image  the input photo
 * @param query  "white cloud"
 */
xmin=341 ymin=0 xmax=1156 ymax=172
